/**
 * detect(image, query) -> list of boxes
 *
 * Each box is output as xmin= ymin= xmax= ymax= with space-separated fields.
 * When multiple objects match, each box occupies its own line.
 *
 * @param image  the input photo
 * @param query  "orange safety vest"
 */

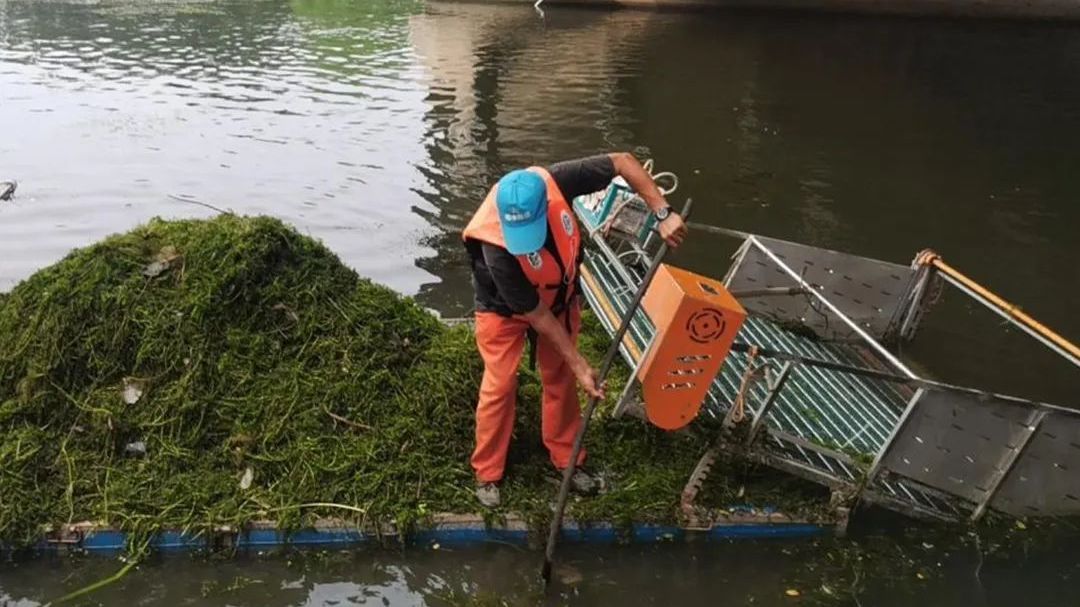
xmin=463 ymin=166 xmax=580 ymax=314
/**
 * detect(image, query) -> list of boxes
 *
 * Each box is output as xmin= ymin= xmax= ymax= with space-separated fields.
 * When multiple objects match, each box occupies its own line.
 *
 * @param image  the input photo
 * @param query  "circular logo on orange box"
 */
xmin=686 ymin=308 xmax=726 ymax=343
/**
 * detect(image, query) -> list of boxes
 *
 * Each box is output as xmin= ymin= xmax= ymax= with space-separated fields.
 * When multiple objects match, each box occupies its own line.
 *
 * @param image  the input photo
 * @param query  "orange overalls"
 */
xmin=462 ymin=167 xmax=585 ymax=483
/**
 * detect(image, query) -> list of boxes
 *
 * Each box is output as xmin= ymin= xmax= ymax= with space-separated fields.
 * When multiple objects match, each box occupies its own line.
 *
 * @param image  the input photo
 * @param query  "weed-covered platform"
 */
xmin=0 ymin=215 xmax=831 ymax=555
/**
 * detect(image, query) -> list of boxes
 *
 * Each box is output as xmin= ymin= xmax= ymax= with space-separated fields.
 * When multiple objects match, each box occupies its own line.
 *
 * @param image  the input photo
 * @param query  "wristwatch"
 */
xmin=654 ymin=205 xmax=673 ymax=222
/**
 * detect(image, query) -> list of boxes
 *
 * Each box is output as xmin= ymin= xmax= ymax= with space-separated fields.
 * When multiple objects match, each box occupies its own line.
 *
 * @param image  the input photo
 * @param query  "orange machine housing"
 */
xmin=638 ymin=264 xmax=747 ymax=430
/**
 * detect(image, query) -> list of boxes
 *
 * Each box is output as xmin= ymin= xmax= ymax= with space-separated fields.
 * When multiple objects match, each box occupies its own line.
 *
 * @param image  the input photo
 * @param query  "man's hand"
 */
xmin=571 ymin=355 xmax=606 ymax=400
xmin=657 ymin=212 xmax=687 ymax=249
xmin=522 ymin=302 xmax=606 ymax=400
xmin=608 ymin=152 xmax=689 ymax=249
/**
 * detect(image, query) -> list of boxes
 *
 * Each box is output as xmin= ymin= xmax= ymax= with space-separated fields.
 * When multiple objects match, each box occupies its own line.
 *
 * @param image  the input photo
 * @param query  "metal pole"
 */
xmin=746 ymin=362 xmax=794 ymax=446
xmin=750 ymin=237 xmax=919 ymax=379
xmin=932 ymin=265 xmax=1080 ymax=369
xmin=542 ymin=199 xmax=692 ymax=585
xmin=728 ymin=286 xmax=808 ymax=299
xmin=970 ymin=409 xmax=1046 ymax=521
xmin=687 ymin=221 xmax=752 ymax=241
xmin=612 ymin=350 xmax=649 ymax=418
xmin=864 ymin=389 xmax=925 ymax=485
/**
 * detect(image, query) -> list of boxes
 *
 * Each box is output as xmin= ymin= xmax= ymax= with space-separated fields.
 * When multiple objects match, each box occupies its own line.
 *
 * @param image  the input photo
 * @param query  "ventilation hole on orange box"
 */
xmin=677 ymin=354 xmax=712 ymax=363
xmin=668 ymin=368 xmax=704 ymax=376
xmin=661 ymin=382 xmax=696 ymax=391
xmin=699 ymin=281 xmax=719 ymax=296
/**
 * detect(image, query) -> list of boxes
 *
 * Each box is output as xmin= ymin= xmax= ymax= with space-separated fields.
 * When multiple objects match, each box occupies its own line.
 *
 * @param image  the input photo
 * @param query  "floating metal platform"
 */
xmin=574 ymin=171 xmax=1080 ymax=523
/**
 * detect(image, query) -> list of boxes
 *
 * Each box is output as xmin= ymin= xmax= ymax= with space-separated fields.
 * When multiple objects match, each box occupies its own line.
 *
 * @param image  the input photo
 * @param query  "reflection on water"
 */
xmin=0 ymin=0 xmax=435 ymax=292
xmin=2 ymin=0 xmax=1076 ymax=400
xmin=3 ymin=537 xmax=1080 ymax=606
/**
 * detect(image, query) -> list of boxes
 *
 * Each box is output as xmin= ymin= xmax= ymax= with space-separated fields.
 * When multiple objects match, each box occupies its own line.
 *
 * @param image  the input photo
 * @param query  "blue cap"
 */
xmin=495 ymin=170 xmax=548 ymax=255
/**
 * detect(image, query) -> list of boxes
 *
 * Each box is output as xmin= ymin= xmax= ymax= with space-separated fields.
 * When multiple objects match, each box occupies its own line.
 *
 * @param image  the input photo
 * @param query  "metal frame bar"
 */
xmin=897 ymin=263 xmax=935 ymax=340
xmin=613 ymin=349 xmax=650 ymax=418
xmin=722 ymin=237 xmax=752 ymax=288
xmin=766 ymin=429 xmax=862 ymax=468
xmin=748 ymin=237 xmax=918 ymax=378
xmin=753 ymin=451 xmax=851 ymax=490
xmin=729 ymin=341 xmax=1075 ymax=415
xmin=970 ymin=409 xmax=1047 ymax=521
xmin=746 ymin=362 xmax=793 ymax=445
xmin=577 ymin=213 xmax=1080 ymax=524
xmin=859 ymin=487 xmax=961 ymax=523
xmin=936 ymin=271 xmax=1080 ymax=368
xmin=864 ymin=388 xmax=925 ymax=486
xmin=734 ymin=329 xmax=898 ymax=451
xmin=877 ymin=471 xmax=971 ymax=512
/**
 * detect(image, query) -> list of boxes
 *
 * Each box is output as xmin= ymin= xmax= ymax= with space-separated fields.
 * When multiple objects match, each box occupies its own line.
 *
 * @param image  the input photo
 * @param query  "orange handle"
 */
xmin=916 ymin=250 xmax=1080 ymax=362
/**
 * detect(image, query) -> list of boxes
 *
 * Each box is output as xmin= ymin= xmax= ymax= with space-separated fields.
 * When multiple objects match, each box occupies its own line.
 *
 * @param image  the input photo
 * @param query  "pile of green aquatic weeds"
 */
xmin=0 ymin=214 xmax=826 ymax=551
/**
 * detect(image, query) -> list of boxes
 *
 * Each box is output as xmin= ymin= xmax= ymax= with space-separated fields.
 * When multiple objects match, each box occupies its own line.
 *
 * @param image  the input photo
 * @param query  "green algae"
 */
xmin=0 ymin=215 xmax=454 ymax=548
xmin=0 ymin=215 xmax=827 ymax=552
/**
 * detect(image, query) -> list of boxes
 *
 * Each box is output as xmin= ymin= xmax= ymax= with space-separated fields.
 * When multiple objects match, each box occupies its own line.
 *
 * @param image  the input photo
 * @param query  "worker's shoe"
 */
xmin=566 ymin=468 xmax=597 ymax=495
xmin=476 ymin=482 xmax=501 ymax=508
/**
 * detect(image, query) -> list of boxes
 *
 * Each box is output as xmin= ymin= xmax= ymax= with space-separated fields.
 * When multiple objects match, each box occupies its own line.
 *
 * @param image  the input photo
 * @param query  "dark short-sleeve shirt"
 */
xmin=469 ymin=154 xmax=617 ymax=316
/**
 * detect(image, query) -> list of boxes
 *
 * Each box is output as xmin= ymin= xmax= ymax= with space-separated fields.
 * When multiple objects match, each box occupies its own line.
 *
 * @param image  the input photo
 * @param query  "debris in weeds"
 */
xmin=239 ymin=467 xmax=254 ymax=490
xmin=122 ymin=378 xmax=145 ymax=405
xmin=124 ymin=441 xmax=147 ymax=457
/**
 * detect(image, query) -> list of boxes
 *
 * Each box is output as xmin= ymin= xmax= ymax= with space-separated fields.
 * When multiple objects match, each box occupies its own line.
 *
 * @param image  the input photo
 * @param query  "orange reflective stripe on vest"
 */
xmin=463 ymin=167 xmax=580 ymax=311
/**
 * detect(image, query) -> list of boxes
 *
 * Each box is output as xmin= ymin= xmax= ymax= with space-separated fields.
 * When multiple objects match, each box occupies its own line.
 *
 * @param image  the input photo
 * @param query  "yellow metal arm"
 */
xmin=915 ymin=250 xmax=1080 ymax=365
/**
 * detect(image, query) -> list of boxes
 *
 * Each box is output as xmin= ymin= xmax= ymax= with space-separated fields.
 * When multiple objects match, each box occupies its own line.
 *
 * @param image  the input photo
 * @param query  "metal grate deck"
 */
xmin=581 ymin=243 xmax=974 ymax=520
xmin=573 ymin=180 xmax=1079 ymax=523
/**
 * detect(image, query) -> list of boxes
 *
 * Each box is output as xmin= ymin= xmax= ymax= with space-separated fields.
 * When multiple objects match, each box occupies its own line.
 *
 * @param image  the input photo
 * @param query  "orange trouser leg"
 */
xmin=471 ymin=312 xmax=528 ymax=483
xmin=536 ymin=303 xmax=586 ymax=470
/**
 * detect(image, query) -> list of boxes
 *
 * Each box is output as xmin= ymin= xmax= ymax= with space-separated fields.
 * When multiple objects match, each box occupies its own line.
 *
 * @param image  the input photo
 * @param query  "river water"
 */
xmin=1 ymin=0 xmax=1079 ymax=604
